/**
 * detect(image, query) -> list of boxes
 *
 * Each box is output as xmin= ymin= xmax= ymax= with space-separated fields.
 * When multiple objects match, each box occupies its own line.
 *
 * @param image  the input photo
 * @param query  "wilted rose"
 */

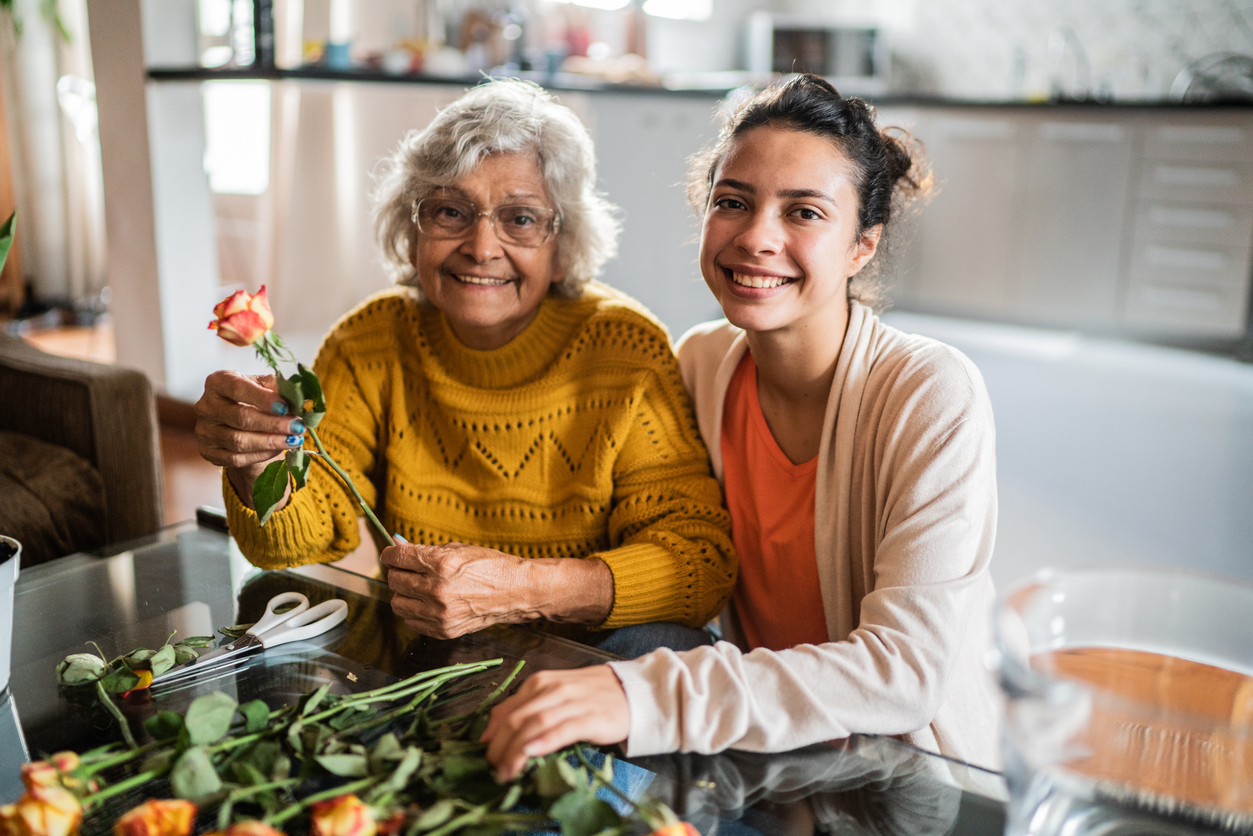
xmin=208 ymin=287 xmax=274 ymax=347
xmin=55 ymin=654 xmax=106 ymax=687
xmin=310 ymin=795 xmax=375 ymax=836
xmin=122 ymin=670 xmax=154 ymax=702
xmin=203 ymin=821 xmax=286 ymax=836
xmin=112 ymin=799 xmax=196 ymax=836
xmin=1 ymin=785 xmax=82 ymax=836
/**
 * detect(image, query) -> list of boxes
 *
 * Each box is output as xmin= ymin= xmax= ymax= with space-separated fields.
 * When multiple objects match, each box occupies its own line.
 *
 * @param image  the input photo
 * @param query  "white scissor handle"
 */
xmin=248 ymin=592 xmax=311 ymax=637
xmin=256 ymin=599 xmax=348 ymax=648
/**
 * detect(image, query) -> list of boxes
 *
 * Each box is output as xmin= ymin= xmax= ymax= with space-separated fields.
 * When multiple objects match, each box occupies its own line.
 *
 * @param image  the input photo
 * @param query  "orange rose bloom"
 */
xmin=204 ymin=821 xmax=286 ymax=836
xmin=1 ymin=785 xmax=82 ymax=836
xmin=208 ymin=287 xmax=275 ymax=347
xmin=647 ymin=824 xmax=699 ymax=836
xmin=112 ymin=800 xmax=197 ymax=836
xmin=310 ymin=795 xmax=375 ymax=836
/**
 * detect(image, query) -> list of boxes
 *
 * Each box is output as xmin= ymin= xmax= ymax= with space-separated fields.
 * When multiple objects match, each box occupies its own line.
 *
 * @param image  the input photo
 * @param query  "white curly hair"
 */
xmin=372 ymin=79 xmax=621 ymax=298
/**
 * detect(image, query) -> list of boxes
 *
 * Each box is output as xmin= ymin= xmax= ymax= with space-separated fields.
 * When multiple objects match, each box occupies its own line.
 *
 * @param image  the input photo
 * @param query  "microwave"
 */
xmin=744 ymin=13 xmax=888 ymax=96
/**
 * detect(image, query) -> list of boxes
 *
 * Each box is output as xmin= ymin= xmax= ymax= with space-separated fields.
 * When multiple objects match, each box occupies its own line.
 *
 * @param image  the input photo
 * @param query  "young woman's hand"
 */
xmin=480 ymin=666 xmax=631 ymax=781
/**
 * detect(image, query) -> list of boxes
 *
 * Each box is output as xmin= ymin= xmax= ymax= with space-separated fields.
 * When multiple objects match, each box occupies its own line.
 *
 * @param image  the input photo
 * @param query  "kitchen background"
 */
xmin=1 ymin=0 xmax=1252 ymax=589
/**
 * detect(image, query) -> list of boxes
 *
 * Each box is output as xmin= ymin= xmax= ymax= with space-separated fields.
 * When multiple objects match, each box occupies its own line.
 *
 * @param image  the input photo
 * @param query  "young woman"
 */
xmin=481 ymin=74 xmax=1001 ymax=773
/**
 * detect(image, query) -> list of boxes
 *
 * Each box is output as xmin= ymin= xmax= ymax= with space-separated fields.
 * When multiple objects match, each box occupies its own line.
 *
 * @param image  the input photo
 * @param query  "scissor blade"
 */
xmin=152 ymin=635 xmax=262 ymax=685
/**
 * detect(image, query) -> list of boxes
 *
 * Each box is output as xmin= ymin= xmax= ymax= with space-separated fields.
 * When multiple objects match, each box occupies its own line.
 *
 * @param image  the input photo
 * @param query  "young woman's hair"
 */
xmin=687 ymin=74 xmax=932 ymax=308
xmin=373 ymin=79 xmax=621 ymax=298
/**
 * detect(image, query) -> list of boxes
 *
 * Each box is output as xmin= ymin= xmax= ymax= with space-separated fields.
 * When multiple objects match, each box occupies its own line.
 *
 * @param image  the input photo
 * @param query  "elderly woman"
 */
xmin=194 ymin=80 xmax=736 ymax=648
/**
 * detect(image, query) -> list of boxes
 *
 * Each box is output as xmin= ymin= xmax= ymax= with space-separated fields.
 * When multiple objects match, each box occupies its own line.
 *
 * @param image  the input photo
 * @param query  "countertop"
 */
xmin=144 ymin=65 xmax=1253 ymax=108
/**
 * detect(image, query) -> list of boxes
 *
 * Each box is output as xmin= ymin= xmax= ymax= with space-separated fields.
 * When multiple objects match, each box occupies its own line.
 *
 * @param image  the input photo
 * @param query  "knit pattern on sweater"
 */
xmin=224 ymin=283 xmax=737 ymax=629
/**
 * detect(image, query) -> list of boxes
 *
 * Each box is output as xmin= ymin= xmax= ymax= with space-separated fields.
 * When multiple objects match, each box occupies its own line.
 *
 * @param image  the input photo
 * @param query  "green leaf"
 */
xmin=178 ymin=636 xmax=216 ymax=647
xmin=239 ymin=699 xmax=270 ymax=733
xmin=294 ymin=364 xmax=326 ymax=428
xmin=287 ymin=448 xmax=310 ymax=490
xmin=149 ymin=644 xmax=177 ymax=677
xmin=252 ymin=459 xmax=290 ymax=526
xmin=442 ymin=755 xmax=490 ymax=783
xmin=533 ymin=757 xmax=576 ymax=799
xmin=413 ymin=800 xmax=455 ymax=831
xmin=231 ymin=761 xmax=268 ymax=786
xmin=371 ymin=733 xmax=401 ymax=763
xmin=140 ymin=750 xmax=175 ymax=775
xmin=498 ymin=784 xmax=522 ymax=812
xmin=219 ymin=623 xmax=255 ymax=639
xmin=315 ymin=754 xmax=369 ymax=777
xmin=174 ymin=647 xmax=198 ymax=666
xmin=276 ymin=373 xmax=303 ymax=417
xmin=0 ymin=212 xmax=15 ymax=276
xmin=300 ymin=682 xmax=332 ymax=716
xmin=125 ymin=648 xmax=155 ymax=668
xmin=376 ymin=747 xmax=420 ymax=793
xmin=144 ymin=711 xmax=184 ymax=741
xmin=549 ymin=791 xmax=621 ymax=836
xmin=185 ymin=692 xmax=238 ymax=745
xmin=99 ymin=667 xmax=140 ymax=694
xmin=170 ymin=746 xmax=223 ymax=803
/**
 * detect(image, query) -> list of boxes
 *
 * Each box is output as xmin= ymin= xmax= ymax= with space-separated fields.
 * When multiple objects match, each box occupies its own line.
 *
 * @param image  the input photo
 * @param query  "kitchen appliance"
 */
xmin=744 ymin=12 xmax=888 ymax=96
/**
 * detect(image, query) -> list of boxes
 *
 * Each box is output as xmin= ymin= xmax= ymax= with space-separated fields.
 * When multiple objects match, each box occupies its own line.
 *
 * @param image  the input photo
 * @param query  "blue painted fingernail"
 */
xmin=393 ymin=534 xmax=408 ymax=544
xmin=286 ymin=435 xmax=301 ymax=446
xmin=289 ymin=418 xmax=305 ymax=434
xmin=271 ymin=401 xmax=288 ymax=415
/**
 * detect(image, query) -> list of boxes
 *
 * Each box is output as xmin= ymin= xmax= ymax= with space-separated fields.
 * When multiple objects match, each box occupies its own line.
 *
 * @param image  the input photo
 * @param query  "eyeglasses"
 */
xmin=412 ymin=197 xmax=561 ymax=248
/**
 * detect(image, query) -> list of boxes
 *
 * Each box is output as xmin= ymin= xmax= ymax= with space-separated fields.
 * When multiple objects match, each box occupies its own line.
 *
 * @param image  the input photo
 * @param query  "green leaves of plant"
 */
xmin=150 ymin=644 xmax=177 ymax=677
xmin=184 ymin=692 xmax=238 ymax=745
xmin=55 ymin=653 xmax=106 ymax=686
xmin=171 ymin=746 xmax=223 ymax=803
xmin=240 ymin=699 xmax=270 ymax=734
xmin=0 ymin=212 xmax=14 ymax=276
xmin=550 ymin=790 xmax=620 ymax=836
xmin=252 ymin=458 xmax=289 ymax=526
xmin=145 ymin=711 xmax=184 ymax=741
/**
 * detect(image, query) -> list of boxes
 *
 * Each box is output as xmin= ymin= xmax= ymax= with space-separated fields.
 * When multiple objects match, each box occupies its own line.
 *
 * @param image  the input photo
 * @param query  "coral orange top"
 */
xmin=721 ymin=353 xmax=828 ymax=651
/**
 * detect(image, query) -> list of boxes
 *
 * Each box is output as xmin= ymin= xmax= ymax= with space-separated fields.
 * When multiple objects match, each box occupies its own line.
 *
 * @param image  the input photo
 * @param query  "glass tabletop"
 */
xmin=4 ymin=521 xmax=1008 ymax=835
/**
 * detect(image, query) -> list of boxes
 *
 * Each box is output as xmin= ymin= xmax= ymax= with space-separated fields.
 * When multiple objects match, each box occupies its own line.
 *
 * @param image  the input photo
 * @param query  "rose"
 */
xmin=208 ymin=287 xmax=274 ymax=347
xmin=647 ymin=824 xmax=700 ymax=836
xmin=20 ymin=754 xmax=79 ymax=793
xmin=112 ymin=800 xmax=197 ymax=836
xmin=309 ymin=795 xmax=375 ymax=836
xmin=204 ymin=822 xmax=286 ymax=836
xmin=0 ymin=785 xmax=83 ymax=836
xmin=55 ymin=654 xmax=106 ymax=687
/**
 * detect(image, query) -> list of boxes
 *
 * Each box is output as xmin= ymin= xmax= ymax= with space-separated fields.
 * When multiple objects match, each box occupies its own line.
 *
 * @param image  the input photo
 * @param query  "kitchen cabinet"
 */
xmin=892 ymin=106 xmax=1253 ymax=342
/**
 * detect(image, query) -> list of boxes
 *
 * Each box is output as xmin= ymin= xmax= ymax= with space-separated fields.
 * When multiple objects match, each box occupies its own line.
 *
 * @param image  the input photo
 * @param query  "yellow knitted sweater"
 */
xmin=224 ymin=283 xmax=737 ymax=629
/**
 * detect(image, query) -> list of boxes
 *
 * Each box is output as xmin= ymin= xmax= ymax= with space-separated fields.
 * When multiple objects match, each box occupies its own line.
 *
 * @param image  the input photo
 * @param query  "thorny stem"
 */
xmin=308 ymin=428 xmax=391 ymax=542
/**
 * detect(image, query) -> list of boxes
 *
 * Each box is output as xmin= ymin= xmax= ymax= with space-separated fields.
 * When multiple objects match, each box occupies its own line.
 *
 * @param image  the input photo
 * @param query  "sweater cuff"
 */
xmin=594 ymin=543 xmax=681 ymax=629
xmin=222 ymin=471 xmax=330 ymax=569
xmin=608 ymin=657 xmax=681 ymax=757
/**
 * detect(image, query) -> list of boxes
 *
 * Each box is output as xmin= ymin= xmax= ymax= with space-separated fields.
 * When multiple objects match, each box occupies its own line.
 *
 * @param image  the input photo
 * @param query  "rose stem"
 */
xmin=264 ymin=776 xmax=376 ymax=826
xmin=307 ymin=428 xmax=391 ymax=542
xmin=94 ymin=680 xmax=137 ymax=749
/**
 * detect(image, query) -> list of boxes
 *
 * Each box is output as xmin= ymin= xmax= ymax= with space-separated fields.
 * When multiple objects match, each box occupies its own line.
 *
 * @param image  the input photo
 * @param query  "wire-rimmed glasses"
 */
xmin=412 ymin=197 xmax=561 ymax=248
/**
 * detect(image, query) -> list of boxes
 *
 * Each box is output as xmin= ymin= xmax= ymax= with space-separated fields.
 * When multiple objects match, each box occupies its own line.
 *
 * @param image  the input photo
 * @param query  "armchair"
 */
xmin=0 ymin=332 xmax=163 ymax=566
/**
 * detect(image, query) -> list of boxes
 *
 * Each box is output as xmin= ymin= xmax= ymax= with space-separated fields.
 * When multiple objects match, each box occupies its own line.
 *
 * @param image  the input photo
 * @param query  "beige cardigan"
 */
xmin=608 ymin=301 xmax=1002 ymax=770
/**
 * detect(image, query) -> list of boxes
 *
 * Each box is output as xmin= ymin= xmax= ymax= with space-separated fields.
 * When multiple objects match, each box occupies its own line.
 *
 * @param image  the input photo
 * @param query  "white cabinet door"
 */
xmin=904 ymin=113 xmax=1023 ymax=316
xmin=1013 ymin=119 xmax=1135 ymax=327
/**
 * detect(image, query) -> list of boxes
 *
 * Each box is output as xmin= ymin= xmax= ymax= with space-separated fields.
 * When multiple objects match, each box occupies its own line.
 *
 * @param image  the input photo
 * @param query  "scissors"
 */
xmin=152 ymin=592 xmax=348 ymax=687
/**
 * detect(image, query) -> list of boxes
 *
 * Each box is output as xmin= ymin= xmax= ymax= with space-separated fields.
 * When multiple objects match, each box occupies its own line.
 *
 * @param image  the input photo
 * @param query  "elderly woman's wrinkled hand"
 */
xmin=382 ymin=541 xmax=537 ymax=638
xmin=480 ymin=666 xmax=631 ymax=781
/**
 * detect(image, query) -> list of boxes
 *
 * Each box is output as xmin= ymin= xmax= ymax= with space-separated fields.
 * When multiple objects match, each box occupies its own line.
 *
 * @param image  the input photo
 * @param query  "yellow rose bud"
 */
xmin=310 ymin=795 xmax=375 ymax=836
xmin=112 ymin=799 xmax=196 ymax=836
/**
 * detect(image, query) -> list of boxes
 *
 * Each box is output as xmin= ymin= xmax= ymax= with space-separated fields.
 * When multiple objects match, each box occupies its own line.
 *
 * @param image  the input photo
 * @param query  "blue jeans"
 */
xmin=592 ymin=621 xmax=715 ymax=659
